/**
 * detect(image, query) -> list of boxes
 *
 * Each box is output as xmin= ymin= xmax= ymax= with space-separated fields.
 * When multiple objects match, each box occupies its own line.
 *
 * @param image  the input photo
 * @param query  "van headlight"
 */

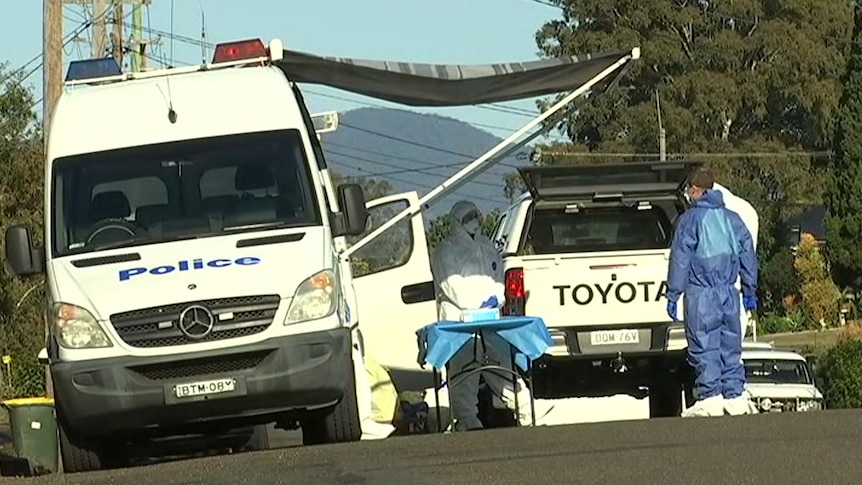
xmin=285 ymin=270 xmax=337 ymax=324
xmin=52 ymin=303 xmax=112 ymax=349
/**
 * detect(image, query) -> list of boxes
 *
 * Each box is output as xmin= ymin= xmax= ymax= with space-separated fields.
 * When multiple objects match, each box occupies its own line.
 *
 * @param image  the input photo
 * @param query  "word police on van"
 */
xmin=118 ymin=256 xmax=261 ymax=281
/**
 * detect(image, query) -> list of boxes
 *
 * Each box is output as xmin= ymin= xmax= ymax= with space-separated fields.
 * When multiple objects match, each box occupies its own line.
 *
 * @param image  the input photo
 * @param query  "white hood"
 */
xmin=50 ymin=228 xmax=329 ymax=319
xmin=745 ymin=383 xmax=823 ymax=400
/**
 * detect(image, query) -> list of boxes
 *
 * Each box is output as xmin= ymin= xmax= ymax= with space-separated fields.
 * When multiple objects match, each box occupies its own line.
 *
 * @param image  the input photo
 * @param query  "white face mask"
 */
xmin=463 ymin=219 xmax=481 ymax=236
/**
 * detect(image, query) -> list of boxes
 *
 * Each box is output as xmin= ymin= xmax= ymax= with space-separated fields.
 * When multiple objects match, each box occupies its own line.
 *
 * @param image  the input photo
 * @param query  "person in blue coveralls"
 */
xmin=430 ymin=200 xmax=537 ymax=431
xmin=666 ymin=169 xmax=760 ymax=417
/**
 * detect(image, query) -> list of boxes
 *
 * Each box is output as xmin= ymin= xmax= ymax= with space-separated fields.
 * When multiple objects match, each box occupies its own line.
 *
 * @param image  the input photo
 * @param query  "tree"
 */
xmin=533 ymin=1 xmax=853 ymax=307
xmin=824 ymin=6 xmax=862 ymax=291
xmin=794 ymin=233 xmax=840 ymax=328
xmin=426 ymin=209 xmax=501 ymax=252
xmin=329 ymin=170 xmax=393 ymax=202
xmin=536 ymin=1 xmax=851 ymax=152
xmin=0 ymin=66 xmax=46 ymax=399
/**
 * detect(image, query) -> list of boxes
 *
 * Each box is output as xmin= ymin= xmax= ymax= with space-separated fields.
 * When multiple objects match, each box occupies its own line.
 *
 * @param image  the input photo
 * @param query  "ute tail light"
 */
xmin=212 ymin=39 xmax=268 ymax=64
xmin=503 ymin=267 xmax=525 ymax=316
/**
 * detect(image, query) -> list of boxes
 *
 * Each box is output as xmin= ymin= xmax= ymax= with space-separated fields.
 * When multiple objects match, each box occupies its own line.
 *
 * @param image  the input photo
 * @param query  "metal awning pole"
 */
xmin=342 ymin=47 xmax=641 ymax=259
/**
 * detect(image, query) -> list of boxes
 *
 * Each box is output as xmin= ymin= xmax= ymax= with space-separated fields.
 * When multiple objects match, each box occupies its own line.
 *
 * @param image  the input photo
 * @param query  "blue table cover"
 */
xmin=416 ymin=316 xmax=553 ymax=371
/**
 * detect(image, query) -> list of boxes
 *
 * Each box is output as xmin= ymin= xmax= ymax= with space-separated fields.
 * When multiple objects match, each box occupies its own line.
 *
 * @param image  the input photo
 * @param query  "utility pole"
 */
xmin=69 ymin=1 xmax=154 ymax=71
xmin=42 ymin=0 xmax=63 ymax=399
xmin=91 ymin=0 xmax=110 ymax=58
xmin=111 ymin=2 xmax=124 ymax=66
xmin=43 ymin=0 xmax=63 ymax=143
xmin=131 ymin=2 xmax=145 ymax=71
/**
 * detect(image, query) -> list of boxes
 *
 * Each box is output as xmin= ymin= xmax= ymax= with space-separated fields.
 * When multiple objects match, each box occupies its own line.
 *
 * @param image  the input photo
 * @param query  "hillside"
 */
xmin=320 ymin=107 xmax=525 ymax=221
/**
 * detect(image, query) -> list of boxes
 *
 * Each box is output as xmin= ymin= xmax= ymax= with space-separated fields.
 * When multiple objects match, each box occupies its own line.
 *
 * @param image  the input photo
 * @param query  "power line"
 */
xmin=540 ymin=151 xmax=832 ymax=158
xmin=327 ymin=158 xmax=505 ymax=206
xmin=325 ymin=148 xmax=507 ymax=189
xmin=339 ymin=121 xmax=528 ymax=167
xmin=323 ymin=140 xmax=513 ymax=178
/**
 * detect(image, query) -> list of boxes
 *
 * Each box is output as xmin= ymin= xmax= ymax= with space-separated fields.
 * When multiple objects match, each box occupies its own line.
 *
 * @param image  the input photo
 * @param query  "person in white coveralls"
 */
xmin=430 ymin=200 xmax=548 ymax=431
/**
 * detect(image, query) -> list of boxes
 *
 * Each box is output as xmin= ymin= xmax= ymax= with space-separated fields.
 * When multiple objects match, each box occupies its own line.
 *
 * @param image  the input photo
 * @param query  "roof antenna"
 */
xmin=198 ymin=0 xmax=208 ymax=64
xmin=166 ymin=0 xmax=177 ymax=123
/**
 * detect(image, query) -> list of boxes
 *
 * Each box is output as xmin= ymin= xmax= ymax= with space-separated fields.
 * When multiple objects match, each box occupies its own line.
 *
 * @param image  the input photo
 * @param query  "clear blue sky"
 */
xmin=2 ymin=0 xmax=563 ymax=138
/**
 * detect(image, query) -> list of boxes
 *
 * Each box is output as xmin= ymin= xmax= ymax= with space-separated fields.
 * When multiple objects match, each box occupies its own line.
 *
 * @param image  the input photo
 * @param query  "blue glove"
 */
xmin=743 ymin=295 xmax=758 ymax=311
xmin=480 ymin=295 xmax=499 ymax=308
xmin=667 ymin=301 xmax=679 ymax=322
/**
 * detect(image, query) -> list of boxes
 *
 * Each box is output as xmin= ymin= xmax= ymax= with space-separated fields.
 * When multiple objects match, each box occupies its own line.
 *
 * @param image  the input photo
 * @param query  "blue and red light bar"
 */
xmin=212 ymin=39 xmax=268 ymax=64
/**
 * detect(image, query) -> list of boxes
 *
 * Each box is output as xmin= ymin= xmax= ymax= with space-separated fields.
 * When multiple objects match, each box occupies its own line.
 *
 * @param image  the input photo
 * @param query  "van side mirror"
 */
xmin=4 ymin=224 xmax=43 ymax=277
xmin=332 ymin=183 xmax=369 ymax=237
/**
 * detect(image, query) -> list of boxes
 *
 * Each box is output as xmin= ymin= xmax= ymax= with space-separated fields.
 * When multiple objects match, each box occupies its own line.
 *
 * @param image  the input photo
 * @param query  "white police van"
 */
xmin=3 ymin=38 xmax=438 ymax=472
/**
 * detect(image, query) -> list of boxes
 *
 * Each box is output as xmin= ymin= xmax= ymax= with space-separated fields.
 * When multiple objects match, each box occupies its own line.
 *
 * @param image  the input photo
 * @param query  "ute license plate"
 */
xmin=590 ymin=329 xmax=639 ymax=346
xmin=173 ymin=378 xmax=236 ymax=398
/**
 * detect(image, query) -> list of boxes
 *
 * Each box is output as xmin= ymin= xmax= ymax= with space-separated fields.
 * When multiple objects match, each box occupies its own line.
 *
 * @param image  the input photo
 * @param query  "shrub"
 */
xmin=758 ymin=314 xmax=802 ymax=335
xmin=819 ymin=338 xmax=862 ymax=409
xmin=794 ymin=233 xmax=841 ymax=327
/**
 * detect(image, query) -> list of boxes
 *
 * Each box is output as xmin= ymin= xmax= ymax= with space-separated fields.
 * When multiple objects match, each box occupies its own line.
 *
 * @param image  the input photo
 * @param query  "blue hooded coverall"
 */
xmin=667 ymin=189 xmax=758 ymax=401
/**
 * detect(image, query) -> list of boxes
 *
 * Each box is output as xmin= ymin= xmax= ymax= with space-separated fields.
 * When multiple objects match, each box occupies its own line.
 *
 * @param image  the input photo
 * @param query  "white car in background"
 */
xmin=741 ymin=342 xmax=824 ymax=413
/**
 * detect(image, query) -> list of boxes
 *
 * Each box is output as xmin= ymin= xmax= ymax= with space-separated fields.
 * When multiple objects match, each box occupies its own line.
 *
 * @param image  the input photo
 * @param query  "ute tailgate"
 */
xmin=520 ymin=250 xmax=671 ymax=329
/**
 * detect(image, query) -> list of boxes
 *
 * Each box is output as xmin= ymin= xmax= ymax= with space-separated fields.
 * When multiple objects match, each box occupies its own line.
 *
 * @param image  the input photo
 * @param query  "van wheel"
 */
xmin=58 ymin=418 xmax=112 ymax=473
xmin=243 ymin=425 xmax=270 ymax=451
xmin=301 ymin=360 xmax=362 ymax=446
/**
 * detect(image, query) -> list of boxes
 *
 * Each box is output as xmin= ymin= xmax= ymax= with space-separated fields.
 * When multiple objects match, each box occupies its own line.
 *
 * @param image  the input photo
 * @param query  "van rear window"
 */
xmin=524 ymin=206 xmax=674 ymax=254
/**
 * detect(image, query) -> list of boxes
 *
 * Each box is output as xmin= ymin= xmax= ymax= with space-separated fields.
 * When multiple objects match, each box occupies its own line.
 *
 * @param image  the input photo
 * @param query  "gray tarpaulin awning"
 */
xmin=275 ymin=49 xmax=634 ymax=107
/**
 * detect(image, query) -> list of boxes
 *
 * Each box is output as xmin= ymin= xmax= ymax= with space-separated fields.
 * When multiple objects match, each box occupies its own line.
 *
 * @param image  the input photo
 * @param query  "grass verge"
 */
xmin=760 ymin=328 xmax=844 ymax=354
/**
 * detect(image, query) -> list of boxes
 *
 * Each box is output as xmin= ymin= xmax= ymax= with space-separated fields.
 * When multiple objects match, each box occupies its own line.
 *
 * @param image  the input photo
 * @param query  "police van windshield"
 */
xmin=524 ymin=205 xmax=675 ymax=255
xmin=744 ymin=359 xmax=813 ymax=385
xmin=51 ymin=129 xmax=320 ymax=256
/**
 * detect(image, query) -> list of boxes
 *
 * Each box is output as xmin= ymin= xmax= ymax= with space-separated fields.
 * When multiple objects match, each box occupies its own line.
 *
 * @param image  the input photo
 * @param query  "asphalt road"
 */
xmin=1 ymin=409 xmax=859 ymax=485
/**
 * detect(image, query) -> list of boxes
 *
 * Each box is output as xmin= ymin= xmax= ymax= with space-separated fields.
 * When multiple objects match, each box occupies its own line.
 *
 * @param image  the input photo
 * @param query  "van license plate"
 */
xmin=173 ymin=378 xmax=236 ymax=398
xmin=590 ymin=330 xmax=639 ymax=346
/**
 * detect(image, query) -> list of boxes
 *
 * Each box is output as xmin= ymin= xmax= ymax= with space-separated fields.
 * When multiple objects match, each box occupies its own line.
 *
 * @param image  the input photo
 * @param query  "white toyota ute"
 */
xmin=491 ymin=161 xmax=701 ymax=417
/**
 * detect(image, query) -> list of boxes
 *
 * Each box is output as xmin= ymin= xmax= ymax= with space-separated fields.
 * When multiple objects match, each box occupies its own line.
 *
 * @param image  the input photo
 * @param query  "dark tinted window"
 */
xmin=52 ymin=129 xmax=319 ymax=256
xmin=524 ymin=206 xmax=674 ymax=254
xmin=744 ymin=359 xmax=812 ymax=385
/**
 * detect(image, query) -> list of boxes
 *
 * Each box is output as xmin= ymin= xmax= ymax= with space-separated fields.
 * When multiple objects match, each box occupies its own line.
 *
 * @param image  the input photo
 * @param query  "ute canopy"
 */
xmin=277 ymin=49 xmax=634 ymax=107
xmin=518 ymin=161 xmax=702 ymax=201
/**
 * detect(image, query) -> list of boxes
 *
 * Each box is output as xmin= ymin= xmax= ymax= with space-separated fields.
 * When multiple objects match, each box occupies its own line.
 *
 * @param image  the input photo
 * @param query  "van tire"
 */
xmin=58 ymin=418 xmax=108 ymax=473
xmin=301 ymin=359 xmax=362 ymax=446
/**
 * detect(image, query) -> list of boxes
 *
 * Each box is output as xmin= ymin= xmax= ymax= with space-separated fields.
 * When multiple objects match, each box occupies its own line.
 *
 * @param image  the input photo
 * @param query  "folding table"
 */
xmin=415 ymin=316 xmax=553 ymax=432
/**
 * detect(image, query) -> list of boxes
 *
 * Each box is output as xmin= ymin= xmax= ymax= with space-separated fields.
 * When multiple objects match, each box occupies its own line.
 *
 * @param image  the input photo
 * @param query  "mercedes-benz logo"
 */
xmin=178 ymin=305 xmax=215 ymax=339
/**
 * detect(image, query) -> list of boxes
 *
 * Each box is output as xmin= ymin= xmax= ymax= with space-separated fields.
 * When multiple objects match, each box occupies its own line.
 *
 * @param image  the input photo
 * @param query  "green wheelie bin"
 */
xmin=1 ymin=397 xmax=58 ymax=475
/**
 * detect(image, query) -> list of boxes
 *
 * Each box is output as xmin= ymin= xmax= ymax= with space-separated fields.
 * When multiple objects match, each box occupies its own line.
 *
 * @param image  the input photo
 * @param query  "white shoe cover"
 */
xmin=724 ymin=396 xmax=759 ymax=416
xmin=681 ymin=395 xmax=725 ymax=417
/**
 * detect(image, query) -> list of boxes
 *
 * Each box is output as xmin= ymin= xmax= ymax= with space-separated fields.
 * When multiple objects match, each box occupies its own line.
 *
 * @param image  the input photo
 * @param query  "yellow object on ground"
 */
xmin=1 ymin=397 xmax=54 ymax=408
xmin=365 ymin=357 xmax=398 ymax=424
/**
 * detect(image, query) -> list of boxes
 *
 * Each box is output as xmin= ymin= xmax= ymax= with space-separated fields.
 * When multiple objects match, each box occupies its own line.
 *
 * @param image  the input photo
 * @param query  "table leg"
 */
xmin=527 ymin=359 xmax=536 ymax=427
xmin=510 ymin=347 xmax=520 ymax=426
xmin=434 ymin=367 xmax=442 ymax=433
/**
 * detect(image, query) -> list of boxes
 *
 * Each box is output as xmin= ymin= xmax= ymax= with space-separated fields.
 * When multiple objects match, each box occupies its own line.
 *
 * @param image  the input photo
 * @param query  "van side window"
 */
xmin=492 ymin=213 xmax=508 ymax=251
xmin=348 ymin=199 xmax=413 ymax=277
